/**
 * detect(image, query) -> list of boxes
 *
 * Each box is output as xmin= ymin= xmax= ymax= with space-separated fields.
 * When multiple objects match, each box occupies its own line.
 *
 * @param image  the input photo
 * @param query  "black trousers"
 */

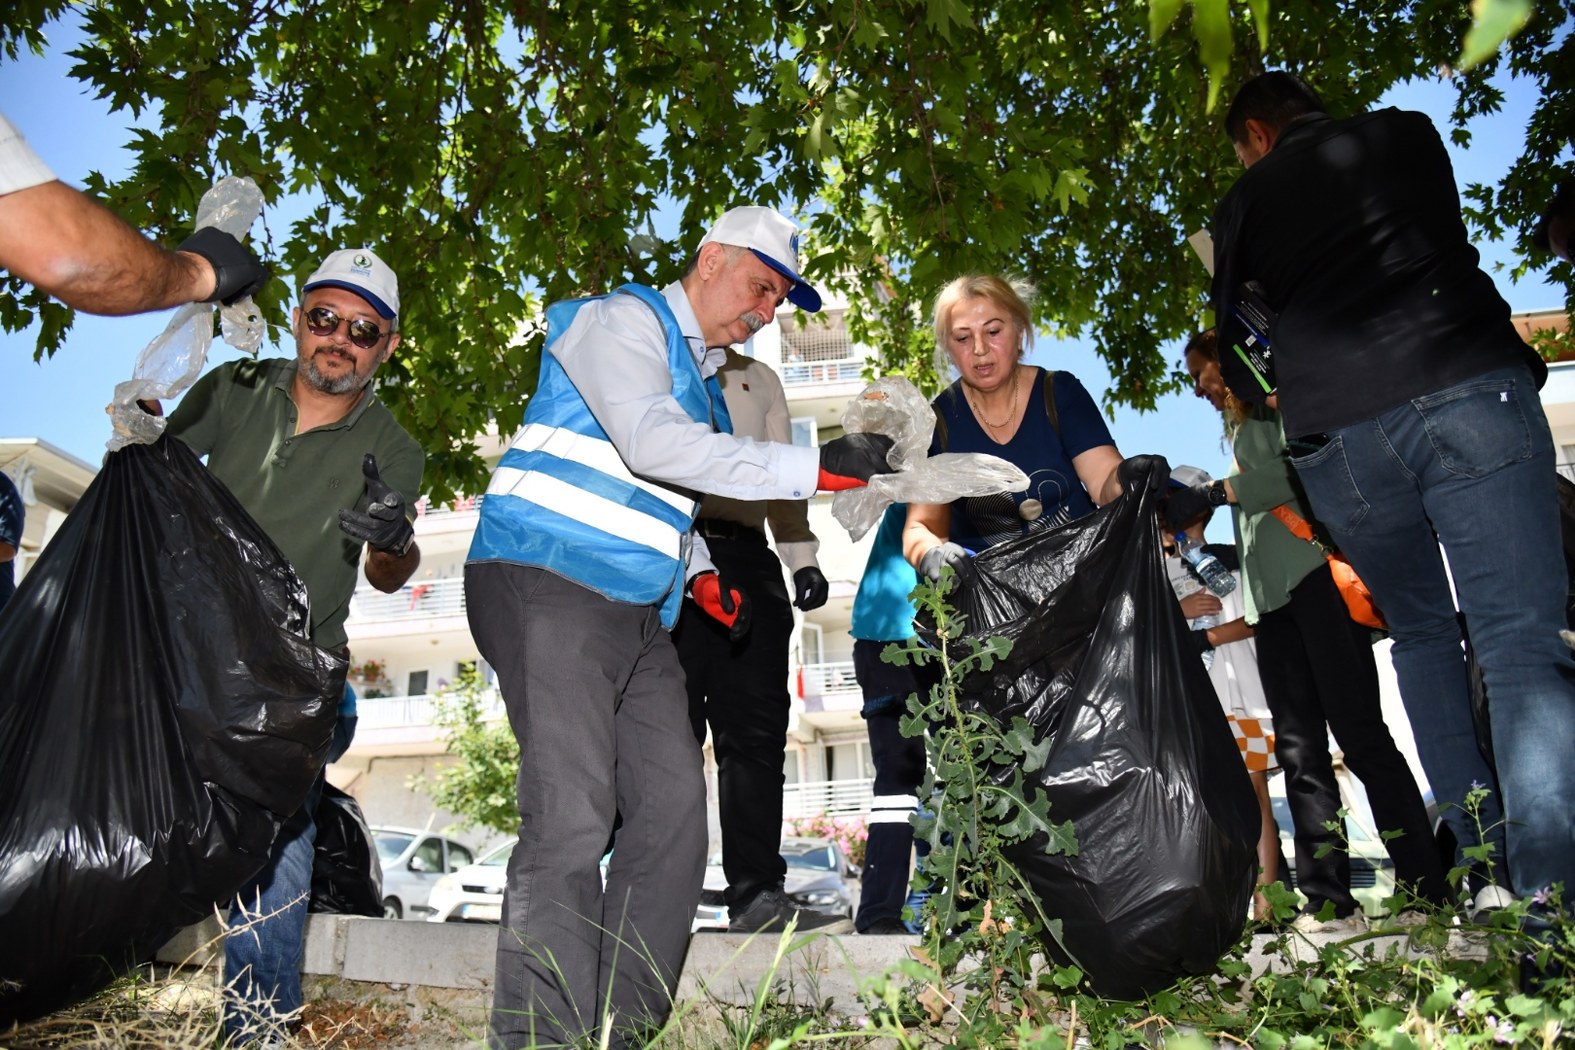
xmin=856 ymin=706 xmax=928 ymax=930
xmin=1254 ymin=562 xmax=1449 ymax=910
xmin=673 ymin=526 xmax=794 ymax=912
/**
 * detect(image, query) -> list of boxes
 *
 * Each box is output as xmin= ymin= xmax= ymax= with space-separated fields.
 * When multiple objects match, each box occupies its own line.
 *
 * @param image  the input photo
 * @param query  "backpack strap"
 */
xmin=1042 ymin=369 xmax=1059 ymax=439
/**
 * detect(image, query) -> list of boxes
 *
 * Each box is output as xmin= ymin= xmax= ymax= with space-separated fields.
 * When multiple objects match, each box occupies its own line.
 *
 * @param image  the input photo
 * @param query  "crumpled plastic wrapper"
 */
xmin=831 ymin=376 xmax=1029 ymax=540
xmin=105 ymin=176 xmax=266 ymax=451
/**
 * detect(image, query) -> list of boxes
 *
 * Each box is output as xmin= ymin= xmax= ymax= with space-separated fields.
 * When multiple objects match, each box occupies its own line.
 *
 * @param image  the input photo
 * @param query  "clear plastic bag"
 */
xmin=105 ymin=176 xmax=266 ymax=452
xmin=831 ymin=376 xmax=1029 ymax=540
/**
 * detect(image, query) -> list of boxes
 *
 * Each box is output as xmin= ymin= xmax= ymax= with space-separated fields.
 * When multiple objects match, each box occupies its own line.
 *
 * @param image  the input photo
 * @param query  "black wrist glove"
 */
xmin=793 ymin=566 xmax=829 ymax=611
xmin=919 ymin=542 xmax=970 ymax=584
xmin=1189 ymin=627 xmax=1216 ymax=655
xmin=338 ymin=453 xmax=415 ymax=555
xmin=817 ymin=433 xmax=896 ymax=491
xmin=1117 ymin=454 xmax=1171 ymax=495
xmin=689 ymin=571 xmax=752 ymax=641
xmin=177 ymin=226 xmax=268 ymax=305
xmin=1163 ymin=483 xmax=1215 ymax=531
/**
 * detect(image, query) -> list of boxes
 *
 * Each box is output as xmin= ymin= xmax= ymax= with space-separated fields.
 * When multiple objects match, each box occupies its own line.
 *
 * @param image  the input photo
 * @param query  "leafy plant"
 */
xmin=408 ymin=664 xmax=519 ymax=836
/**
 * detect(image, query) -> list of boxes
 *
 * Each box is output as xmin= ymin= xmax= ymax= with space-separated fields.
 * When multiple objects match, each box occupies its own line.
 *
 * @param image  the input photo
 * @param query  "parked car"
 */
xmin=1270 ymin=797 xmax=1398 ymax=917
xmin=428 ymin=839 xmax=513 ymax=923
xmin=428 ymin=836 xmax=856 ymax=932
xmin=694 ymin=836 xmax=860 ymax=932
xmin=370 ymin=827 xmax=476 ymax=920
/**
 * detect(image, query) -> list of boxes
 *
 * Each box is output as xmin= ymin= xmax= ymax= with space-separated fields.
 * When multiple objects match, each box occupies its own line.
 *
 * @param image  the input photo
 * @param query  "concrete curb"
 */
xmin=157 ymin=914 xmax=1488 ymax=1019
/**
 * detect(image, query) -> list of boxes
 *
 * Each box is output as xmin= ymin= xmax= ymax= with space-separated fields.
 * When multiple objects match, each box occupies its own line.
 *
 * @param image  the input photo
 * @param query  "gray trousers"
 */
xmin=466 ymin=563 xmax=707 ymax=1049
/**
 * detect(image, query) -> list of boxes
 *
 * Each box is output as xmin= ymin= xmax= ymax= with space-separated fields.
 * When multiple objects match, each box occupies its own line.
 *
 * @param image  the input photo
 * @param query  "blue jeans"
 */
xmin=1289 ymin=365 xmax=1575 ymax=901
xmin=223 ymin=713 xmax=357 ymax=1042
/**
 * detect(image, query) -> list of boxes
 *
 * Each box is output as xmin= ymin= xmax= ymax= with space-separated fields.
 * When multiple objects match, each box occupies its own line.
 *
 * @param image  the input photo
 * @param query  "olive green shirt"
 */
xmin=1226 ymin=408 xmax=1327 ymax=624
xmin=166 ymin=357 xmax=424 ymax=652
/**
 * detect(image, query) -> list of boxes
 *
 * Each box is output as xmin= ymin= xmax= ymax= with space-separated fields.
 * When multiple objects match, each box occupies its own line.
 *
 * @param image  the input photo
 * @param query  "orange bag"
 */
xmin=1270 ymin=505 xmax=1386 ymax=630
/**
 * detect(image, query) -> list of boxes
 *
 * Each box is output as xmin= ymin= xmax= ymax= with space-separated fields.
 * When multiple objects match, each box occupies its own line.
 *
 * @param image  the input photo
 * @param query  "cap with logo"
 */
xmin=699 ymin=207 xmax=822 ymax=313
xmin=303 ymin=248 xmax=400 ymax=325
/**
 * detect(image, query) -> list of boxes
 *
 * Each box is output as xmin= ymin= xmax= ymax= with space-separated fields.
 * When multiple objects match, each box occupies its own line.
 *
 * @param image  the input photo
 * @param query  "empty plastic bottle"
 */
xmin=1176 ymin=534 xmax=1235 ymax=671
xmin=1175 ymin=533 xmax=1236 ymax=598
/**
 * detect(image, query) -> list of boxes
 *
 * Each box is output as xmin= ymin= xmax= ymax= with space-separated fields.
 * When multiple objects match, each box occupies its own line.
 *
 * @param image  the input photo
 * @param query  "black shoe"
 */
xmin=859 ymin=917 xmax=914 ymax=935
xmin=729 ymin=887 xmax=854 ymax=934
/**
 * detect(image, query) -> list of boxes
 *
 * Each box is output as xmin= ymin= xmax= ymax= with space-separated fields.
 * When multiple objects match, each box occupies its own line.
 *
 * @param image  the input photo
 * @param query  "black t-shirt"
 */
xmin=1211 ymin=109 xmax=1541 ymax=437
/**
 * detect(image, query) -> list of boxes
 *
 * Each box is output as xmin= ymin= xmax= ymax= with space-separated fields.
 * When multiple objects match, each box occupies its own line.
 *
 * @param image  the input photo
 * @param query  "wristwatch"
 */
xmin=1206 ymin=480 xmax=1230 ymax=507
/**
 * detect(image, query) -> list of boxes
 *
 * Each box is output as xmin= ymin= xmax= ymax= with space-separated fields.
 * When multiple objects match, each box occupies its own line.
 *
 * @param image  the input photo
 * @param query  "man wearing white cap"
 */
xmin=466 ymin=206 xmax=894 ymax=1049
xmin=164 ymin=247 xmax=424 ymax=1044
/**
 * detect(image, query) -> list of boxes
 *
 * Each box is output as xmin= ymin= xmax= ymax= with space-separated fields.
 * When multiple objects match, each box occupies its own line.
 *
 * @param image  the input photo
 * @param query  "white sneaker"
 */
xmin=1469 ymin=885 xmax=1516 ymax=922
xmin=1292 ymin=910 xmax=1368 ymax=936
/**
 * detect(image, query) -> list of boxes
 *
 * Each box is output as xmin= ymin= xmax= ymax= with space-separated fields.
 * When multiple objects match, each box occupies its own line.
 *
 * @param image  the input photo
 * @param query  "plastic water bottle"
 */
xmin=1176 ymin=534 xmax=1236 ymax=598
xmin=1176 ymin=534 xmax=1234 ymax=670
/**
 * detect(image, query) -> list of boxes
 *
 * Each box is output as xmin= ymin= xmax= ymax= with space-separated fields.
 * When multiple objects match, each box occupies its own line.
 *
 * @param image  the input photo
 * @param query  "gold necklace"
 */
xmin=970 ymin=366 xmax=1020 ymax=429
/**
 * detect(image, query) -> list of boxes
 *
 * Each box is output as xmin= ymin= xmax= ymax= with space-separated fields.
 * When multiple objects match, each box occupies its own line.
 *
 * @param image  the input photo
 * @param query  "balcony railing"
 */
xmin=415 ymin=494 xmax=486 ymax=519
xmin=781 ymin=359 xmax=864 ymax=386
xmin=783 ymin=777 xmax=874 ymax=817
xmin=354 ymin=689 xmax=506 ymax=729
xmin=350 ymin=575 xmax=468 ymax=622
xmin=798 ymin=660 xmax=858 ymax=698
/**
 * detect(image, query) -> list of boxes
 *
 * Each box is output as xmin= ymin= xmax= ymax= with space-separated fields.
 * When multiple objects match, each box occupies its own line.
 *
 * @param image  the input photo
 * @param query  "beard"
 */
xmin=738 ymin=311 xmax=766 ymax=334
xmin=299 ymin=348 xmax=372 ymax=395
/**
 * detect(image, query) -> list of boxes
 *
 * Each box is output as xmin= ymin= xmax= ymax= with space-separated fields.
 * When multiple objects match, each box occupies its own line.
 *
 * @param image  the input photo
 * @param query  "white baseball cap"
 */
xmin=303 ymin=248 xmax=400 ymax=325
xmin=699 ymin=207 xmax=822 ymax=312
xmin=1170 ymin=464 xmax=1215 ymax=489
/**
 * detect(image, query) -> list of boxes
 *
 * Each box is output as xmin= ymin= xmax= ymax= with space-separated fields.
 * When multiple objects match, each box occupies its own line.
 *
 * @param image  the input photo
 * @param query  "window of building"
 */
xmin=407 ymin=670 xmax=429 ymax=696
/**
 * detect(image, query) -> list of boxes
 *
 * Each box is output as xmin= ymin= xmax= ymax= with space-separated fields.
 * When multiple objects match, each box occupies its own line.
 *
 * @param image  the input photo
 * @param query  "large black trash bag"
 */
xmin=309 ymin=784 xmax=384 ymax=916
xmin=922 ymin=469 xmax=1258 ymax=1000
xmin=0 ymin=435 xmax=343 ymax=1024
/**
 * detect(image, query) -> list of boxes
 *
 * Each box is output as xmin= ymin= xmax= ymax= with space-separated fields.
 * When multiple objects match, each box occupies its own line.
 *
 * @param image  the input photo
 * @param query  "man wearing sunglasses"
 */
xmin=163 ymin=247 xmax=424 ymax=1045
xmin=467 ymin=206 xmax=895 ymax=1050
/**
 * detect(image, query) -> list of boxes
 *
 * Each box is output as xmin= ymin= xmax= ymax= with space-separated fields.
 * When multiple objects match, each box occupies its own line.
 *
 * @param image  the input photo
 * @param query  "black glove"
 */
xmin=793 ymin=566 xmax=829 ymax=611
xmin=177 ymin=226 xmax=268 ymax=305
xmin=1117 ymin=454 xmax=1170 ymax=495
xmin=919 ymin=542 xmax=970 ymax=583
xmin=689 ymin=571 xmax=752 ymax=641
xmin=1163 ymin=483 xmax=1215 ymax=531
xmin=817 ymin=433 xmax=896 ymax=491
xmin=338 ymin=453 xmax=415 ymax=555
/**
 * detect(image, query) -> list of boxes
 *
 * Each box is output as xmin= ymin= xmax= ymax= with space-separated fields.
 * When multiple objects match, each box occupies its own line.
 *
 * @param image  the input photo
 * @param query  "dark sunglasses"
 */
xmin=304 ymin=307 xmax=387 ymax=350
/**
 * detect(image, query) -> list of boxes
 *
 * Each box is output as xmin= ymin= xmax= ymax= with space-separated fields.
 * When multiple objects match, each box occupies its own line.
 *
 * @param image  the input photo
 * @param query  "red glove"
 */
xmin=689 ymin=572 xmax=751 ymax=641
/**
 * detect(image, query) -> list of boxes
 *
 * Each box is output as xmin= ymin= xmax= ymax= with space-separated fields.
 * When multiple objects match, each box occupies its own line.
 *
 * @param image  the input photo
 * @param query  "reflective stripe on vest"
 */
xmin=468 ymin=284 xmax=714 ymax=626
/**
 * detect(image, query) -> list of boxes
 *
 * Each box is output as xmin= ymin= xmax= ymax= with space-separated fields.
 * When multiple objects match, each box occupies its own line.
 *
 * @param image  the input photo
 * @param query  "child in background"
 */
xmin=1163 ymin=465 xmax=1284 ymax=920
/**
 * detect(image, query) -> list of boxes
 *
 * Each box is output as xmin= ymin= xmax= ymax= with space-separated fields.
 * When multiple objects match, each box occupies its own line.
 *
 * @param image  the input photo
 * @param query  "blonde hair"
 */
xmin=931 ymin=275 xmax=1035 ymax=361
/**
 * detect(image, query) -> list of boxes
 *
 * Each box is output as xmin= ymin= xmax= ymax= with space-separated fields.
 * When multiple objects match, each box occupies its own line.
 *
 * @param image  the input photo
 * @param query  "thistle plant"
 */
xmin=877 ymin=570 xmax=1084 ymax=1039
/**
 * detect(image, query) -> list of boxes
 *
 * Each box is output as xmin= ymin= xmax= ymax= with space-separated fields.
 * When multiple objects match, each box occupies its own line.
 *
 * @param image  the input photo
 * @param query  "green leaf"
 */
xmin=1457 ymin=0 xmax=1533 ymax=72
xmin=1148 ymin=0 xmax=1185 ymax=41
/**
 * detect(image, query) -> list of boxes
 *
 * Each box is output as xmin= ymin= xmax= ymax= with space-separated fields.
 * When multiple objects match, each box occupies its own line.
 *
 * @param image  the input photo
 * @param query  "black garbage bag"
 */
xmin=922 ymin=470 xmax=1258 ymax=1000
xmin=310 ymin=784 xmax=384 ymax=916
xmin=0 ymin=436 xmax=343 ymax=1024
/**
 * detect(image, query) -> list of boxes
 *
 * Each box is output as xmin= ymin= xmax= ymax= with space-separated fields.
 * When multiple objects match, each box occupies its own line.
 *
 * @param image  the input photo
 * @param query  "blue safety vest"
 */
xmin=468 ymin=284 xmax=729 ymax=627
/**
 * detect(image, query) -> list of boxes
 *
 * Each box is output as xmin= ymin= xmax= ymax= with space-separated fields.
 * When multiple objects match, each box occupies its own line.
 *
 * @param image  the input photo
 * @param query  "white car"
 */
xmin=428 ymin=839 xmax=514 ymax=923
xmin=371 ymin=827 xmax=476 ymax=920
